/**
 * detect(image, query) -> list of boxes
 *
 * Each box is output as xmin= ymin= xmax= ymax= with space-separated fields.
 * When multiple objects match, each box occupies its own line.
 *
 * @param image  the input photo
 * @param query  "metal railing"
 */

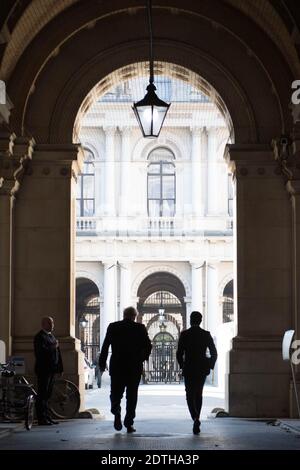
xmin=76 ymin=215 xmax=233 ymax=237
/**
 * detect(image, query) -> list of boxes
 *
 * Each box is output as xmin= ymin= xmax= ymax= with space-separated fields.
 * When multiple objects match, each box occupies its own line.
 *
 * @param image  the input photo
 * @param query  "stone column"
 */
xmin=207 ymin=262 xmax=219 ymax=386
xmin=225 ymin=144 xmax=291 ymax=417
xmin=184 ymin=297 xmax=192 ymax=329
xmin=207 ymin=127 xmax=218 ymax=215
xmin=102 ymin=261 xmax=117 ymax=346
xmin=119 ymin=262 xmax=132 ymax=316
xmin=12 ymin=143 xmax=85 ymax=403
xmin=94 ymin=161 xmax=102 ymax=216
xmin=191 ymin=262 xmax=203 ymax=313
xmin=104 ymin=127 xmax=116 ymax=216
xmin=207 ymin=263 xmax=219 ymax=336
xmin=191 ymin=127 xmax=203 ymax=216
xmin=120 ymin=127 xmax=131 ymax=217
xmin=0 ymin=134 xmax=31 ymax=358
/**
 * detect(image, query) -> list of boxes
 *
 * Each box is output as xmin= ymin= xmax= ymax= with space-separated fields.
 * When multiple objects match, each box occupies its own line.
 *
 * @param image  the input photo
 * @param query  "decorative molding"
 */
xmin=218 ymin=272 xmax=233 ymax=297
xmin=131 ymin=264 xmax=191 ymax=298
xmin=131 ymin=130 xmax=184 ymax=162
xmin=76 ymin=270 xmax=103 ymax=299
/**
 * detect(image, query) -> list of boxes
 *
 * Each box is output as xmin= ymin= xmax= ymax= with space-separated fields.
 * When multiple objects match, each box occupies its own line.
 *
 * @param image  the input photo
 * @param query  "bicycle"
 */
xmin=0 ymin=362 xmax=81 ymax=427
xmin=0 ymin=362 xmax=35 ymax=430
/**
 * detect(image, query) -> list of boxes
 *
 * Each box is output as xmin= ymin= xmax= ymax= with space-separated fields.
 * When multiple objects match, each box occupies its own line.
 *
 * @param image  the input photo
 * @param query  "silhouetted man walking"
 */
xmin=34 ymin=316 xmax=63 ymax=425
xmin=177 ymin=311 xmax=217 ymax=434
xmin=99 ymin=306 xmax=152 ymax=433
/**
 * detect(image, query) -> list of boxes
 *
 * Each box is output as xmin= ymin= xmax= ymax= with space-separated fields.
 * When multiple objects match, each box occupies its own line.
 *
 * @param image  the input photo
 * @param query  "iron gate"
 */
xmin=144 ymin=340 xmax=181 ymax=383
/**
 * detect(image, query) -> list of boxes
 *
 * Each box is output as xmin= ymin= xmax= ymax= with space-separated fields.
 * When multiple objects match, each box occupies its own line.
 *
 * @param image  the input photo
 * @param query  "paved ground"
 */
xmin=0 ymin=383 xmax=300 ymax=451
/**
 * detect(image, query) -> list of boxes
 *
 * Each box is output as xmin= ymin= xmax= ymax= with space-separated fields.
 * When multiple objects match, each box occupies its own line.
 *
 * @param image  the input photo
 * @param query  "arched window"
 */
xmin=76 ymin=150 xmax=95 ymax=216
xmin=222 ymin=280 xmax=234 ymax=323
xmin=147 ymin=147 xmax=176 ymax=217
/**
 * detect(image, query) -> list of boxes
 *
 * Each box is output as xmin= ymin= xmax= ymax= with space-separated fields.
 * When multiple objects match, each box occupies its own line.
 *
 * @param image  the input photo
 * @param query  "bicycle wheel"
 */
xmin=48 ymin=379 xmax=80 ymax=419
xmin=25 ymin=395 xmax=35 ymax=430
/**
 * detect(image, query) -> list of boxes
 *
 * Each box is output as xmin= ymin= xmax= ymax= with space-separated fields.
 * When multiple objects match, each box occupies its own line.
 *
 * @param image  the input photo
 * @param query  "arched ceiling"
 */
xmin=76 ymin=277 xmax=99 ymax=306
xmin=137 ymin=271 xmax=186 ymax=305
xmin=0 ymin=0 xmax=299 ymax=82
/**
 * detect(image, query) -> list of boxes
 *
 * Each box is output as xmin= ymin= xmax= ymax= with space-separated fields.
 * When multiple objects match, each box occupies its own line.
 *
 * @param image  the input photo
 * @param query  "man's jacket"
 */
xmin=34 ymin=330 xmax=63 ymax=375
xmin=99 ymin=319 xmax=152 ymax=376
xmin=176 ymin=326 xmax=217 ymax=377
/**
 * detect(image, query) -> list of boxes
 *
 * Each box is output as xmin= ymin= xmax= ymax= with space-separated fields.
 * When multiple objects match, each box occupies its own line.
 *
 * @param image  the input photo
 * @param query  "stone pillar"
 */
xmin=225 ymin=144 xmax=292 ymax=417
xmin=12 ymin=143 xmax=85 ymax=404
xmin=0 ymin=134 xmax=31 ymax=358
xmin=207 ymin=127 xmax=218 ymax=215
xmin=104 ymin=127 xmax=116 ymax=216
xmin=184 ymin=297 xmax=192 ymax=329
xmin=191 ymin=127 xmax=203 ymax=216
xmin=207 ymin=263 xmax=219 ymax=336
xmin=102 ymin=261 xmax=117 ymax=346
xmin=207 ymin=262 xmax=219 ymax=386
xmin=191 ymin=262 xmax=203 ymax=313
xmin=283 ymin=124 xmax=300 ymax=416
xmin=119 ymin=262 xmax=132 ymax=316
xmin=120 ymin=127 xmax=131 ymax=217
xmin=94 ymin=161 xmax=102 ymax=216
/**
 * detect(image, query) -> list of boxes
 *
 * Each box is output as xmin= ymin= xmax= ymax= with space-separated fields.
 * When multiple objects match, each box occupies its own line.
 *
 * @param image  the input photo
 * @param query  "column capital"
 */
xmin=286 ymin=179 xmax=300 ymax=197
xmin=0 ymin=136 xmax=34 ymax=195
xmin=119 ymin=126 xmax=131 ymax=136
xmin=207 ymin=260 xmax=219 ymax=269
xmin=190 ymin=126 xmax=203 ymax=137
xmin=0 ymin=132 xmax=16 ymax=155
xmin=102 ymin=260 xmax=117 ymax=269
xmin=190 ymin=261 xmax=205 ymax=270
xmin=103 ymin=126 xmax=117 ymax=136
xmin=0 ymin=177 xmax=19 ymax=197
xmin=119 ymin=260 xmax=133 ymax=269
xmin=207 ymin=126 xmax=218 ymax=136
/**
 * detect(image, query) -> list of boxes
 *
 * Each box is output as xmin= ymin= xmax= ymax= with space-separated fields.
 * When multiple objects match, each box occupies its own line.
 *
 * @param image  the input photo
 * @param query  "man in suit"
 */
xmin=176 ymin=311 xmax=217 ymax=435
xmin=99 ymin=306 xmax=152 ymax=433
xmin=34 ymin=316 xmax=63 ymax=425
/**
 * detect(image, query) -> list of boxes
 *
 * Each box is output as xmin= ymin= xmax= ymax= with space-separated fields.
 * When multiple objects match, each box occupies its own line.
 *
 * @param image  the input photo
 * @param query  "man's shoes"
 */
xmin=38 ymin=420 xmax=52 ymax=426
xmin=193 ymin=419 xmax=201 ymax=435
xmin=126 ymin=425 xmax=136 ymax=433
xmin=114 ymin=414 xmax=122 ymax=431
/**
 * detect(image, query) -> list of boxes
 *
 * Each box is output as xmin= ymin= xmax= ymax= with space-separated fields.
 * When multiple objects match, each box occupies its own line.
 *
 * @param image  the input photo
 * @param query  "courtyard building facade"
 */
xmin=75 ymin=73 xmax=234 ymax=390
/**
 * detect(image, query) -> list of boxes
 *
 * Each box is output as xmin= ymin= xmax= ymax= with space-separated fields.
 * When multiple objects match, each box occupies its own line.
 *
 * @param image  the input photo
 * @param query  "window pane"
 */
xmin=162 ymin=175 xmax=175 ymax=198
xmin=148 ymin=147 xmax=174 ymax=162
xmin=83 ymin=199 xmax=94 ymax=216
xmin=162 ymin=200 xmax=175 ymax=216
xmin=76 ymin=199 xmax=81 ymax=216
xmin=76 ymin=177 xmax=82 ymax=198
xmin=162 ymin=163 xmax=175 ymax=174
xmin=83 ymin=175 xmax=94 ymax=198
xmin=148 ymin=163 xmax=160 ymax=174
xmin=148 ymin=175 xmax=160 ymax=198
xmin=148 ymin=200 xmax=160 ymax=217
xmin=83 ymin=162 xmax=94 ymax=174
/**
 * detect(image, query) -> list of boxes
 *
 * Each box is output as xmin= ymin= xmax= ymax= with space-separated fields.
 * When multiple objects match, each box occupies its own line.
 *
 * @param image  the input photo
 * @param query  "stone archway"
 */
xmin=0 ymin=1 xmax=297 ymax=417
xmin=137 ymin=271 xmax=186 ymax=384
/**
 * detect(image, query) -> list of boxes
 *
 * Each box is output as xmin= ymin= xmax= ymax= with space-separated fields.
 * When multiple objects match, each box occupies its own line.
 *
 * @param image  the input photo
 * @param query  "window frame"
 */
xmin=76 ymin=153 xmax=95 ymax=217
xmin=147 ymin=148 xmax=176 ymax=218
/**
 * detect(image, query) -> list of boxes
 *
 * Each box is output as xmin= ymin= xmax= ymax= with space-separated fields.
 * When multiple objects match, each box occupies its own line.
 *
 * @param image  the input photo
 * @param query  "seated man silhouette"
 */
xmin=99 ymin=306 xmax=152 ymax=433
xmin=176 ymin=311 xmax=217 ymax=435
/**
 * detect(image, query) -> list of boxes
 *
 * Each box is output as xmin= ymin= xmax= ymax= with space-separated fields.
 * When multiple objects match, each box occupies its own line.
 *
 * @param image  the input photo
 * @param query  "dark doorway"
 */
xmin=137 ymin=272 xmax=186 ymax=383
